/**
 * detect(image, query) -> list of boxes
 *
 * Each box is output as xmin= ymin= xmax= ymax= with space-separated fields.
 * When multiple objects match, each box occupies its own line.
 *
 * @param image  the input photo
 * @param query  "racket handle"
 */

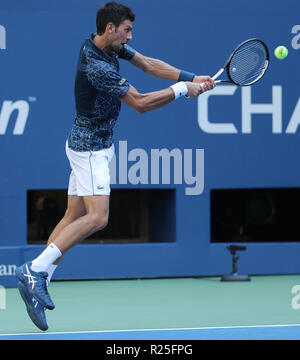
xmin=212 ymin=68 xmax=224 ymax=81
xmin=214 ymin=80 xmax=222 ymax=83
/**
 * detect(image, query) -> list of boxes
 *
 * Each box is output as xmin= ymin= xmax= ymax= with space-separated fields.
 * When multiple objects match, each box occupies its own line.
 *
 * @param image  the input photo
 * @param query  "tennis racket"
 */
xmin=212 ymin=38 xmax=269 ymax=86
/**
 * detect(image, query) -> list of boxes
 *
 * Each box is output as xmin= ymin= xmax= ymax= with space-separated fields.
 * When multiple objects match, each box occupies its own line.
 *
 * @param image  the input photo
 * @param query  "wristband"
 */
xmin=170 ymin=81 xmax=188 ymax=99
xmin=178 ymin=70 xmax=195 ymax=82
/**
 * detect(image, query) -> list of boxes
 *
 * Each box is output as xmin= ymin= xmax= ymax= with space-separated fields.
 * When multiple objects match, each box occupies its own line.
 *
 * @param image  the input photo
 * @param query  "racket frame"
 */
xmin=212 ymin=38 xmax=270 ymax=86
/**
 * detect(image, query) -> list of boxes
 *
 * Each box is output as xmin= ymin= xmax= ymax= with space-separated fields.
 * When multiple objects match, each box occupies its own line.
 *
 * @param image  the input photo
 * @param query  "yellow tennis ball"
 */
xmin=274 ymin=46 xmax=288 ymax=60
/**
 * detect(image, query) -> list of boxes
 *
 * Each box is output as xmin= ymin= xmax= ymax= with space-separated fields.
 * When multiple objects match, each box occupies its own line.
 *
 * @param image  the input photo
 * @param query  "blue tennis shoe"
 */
xmin=17 ymin=281 xmax=48 ymax=331
xmin=16 ymin=262 xmax=55 ymax=310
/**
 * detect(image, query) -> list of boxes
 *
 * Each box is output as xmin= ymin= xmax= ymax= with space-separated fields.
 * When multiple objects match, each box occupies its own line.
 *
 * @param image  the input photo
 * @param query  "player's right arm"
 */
xmin=121 ymin=82 xmax=212 ymax=114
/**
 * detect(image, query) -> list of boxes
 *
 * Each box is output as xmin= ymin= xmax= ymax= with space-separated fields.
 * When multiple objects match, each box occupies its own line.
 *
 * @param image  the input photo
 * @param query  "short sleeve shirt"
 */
xmin=68 ymin=34 xmax=136 ymax=152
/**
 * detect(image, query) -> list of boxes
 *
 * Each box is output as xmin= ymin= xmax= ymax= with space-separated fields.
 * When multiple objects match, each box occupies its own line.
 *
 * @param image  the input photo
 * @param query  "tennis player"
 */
xmin=16 ymin=1 xmax=215 ymax=331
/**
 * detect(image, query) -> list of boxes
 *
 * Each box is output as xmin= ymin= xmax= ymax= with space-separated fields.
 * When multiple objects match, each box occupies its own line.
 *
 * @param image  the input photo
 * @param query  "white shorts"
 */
xmin=65 ymin=141 xmax=114 ymax=196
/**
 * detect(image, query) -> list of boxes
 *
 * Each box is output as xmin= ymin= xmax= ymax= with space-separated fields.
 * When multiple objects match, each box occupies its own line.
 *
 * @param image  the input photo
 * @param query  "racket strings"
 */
xmin=229 ymin=41 xmax=268 ymax=85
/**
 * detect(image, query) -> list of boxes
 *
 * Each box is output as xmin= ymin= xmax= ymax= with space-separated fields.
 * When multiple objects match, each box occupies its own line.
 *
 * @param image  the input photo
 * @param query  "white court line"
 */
xmin=1 ymin=323 xmax=300 ymax=337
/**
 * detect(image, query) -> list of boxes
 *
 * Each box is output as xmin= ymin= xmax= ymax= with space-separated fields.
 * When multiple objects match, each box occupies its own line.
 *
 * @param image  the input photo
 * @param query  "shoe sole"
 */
xmin=18 ymin=282 xmax=48 ymax=331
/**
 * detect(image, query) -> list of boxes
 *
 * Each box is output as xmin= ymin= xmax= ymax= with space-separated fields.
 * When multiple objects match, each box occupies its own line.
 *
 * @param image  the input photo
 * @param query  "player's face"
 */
xmin=110 ymin=19 xmax=133 ymax=53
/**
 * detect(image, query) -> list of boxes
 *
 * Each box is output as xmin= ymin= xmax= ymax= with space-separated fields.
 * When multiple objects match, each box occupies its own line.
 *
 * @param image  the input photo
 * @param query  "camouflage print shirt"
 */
xmin=68 ymin=34 xmax=135 ymax=152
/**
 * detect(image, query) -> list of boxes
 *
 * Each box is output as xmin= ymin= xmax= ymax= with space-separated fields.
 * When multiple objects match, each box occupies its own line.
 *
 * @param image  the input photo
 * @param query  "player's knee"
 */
xmin=63 ymin=208 xmax=76 ymax=222
xmin=88 ymin=211 xmax=109 ymax=232
xmin=64 ymin=207 xmax=84 ymax=222
xmin=98 ymin=213 xmax=109 ymax=230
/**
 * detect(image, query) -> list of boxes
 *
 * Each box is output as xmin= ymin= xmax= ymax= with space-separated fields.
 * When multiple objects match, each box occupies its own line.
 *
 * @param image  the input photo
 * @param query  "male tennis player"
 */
xmin=16 ymin=1 xmax=215 ymax=331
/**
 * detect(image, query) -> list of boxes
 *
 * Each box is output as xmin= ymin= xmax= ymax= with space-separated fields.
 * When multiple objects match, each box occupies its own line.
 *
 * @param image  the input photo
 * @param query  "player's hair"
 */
xmin=96 ymin=2 xmax=135 ymax=35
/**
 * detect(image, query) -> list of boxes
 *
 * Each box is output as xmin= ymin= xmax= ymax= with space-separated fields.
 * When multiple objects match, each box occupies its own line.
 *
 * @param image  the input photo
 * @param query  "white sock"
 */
xmin=31 ymin=243 xmax=62 ymax=273
xmin=46 ymin=264 xmax=58 ymax=287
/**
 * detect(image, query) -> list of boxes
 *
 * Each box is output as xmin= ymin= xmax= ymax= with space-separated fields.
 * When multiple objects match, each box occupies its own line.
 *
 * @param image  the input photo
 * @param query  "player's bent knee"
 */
xmin=88 ymin=212 xmax=109 ymax=232
xmin=64 ymin=208 xmax=83 ymax=223
xmin=100 ymin=216 xmax=109 ymax=230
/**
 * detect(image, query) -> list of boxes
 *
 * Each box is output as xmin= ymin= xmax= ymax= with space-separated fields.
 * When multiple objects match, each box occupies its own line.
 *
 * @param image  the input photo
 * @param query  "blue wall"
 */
xmin=0 ymin=0 xmax=300 ymax=287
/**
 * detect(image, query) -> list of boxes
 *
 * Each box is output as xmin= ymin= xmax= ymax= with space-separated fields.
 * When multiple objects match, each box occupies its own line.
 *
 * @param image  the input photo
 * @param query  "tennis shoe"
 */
xmin=16 ymin=262 xmax=55 ymax=310
xmin=17 ymin=281 xmax=48 ymax=331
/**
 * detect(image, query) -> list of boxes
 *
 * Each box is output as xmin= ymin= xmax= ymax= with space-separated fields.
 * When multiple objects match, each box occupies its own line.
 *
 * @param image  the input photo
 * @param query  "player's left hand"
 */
xmin=193 ymin=75 xmax=216 ymax=88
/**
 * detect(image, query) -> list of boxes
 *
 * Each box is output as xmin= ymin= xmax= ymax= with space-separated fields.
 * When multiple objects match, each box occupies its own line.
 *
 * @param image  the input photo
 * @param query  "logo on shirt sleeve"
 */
xmin=119 ymin=78 xmax=126 ymax=86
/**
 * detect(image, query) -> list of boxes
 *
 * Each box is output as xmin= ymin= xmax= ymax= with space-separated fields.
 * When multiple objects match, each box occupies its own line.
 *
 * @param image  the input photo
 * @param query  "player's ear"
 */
xmin=106 ymin=22 xmax=116 ymax=34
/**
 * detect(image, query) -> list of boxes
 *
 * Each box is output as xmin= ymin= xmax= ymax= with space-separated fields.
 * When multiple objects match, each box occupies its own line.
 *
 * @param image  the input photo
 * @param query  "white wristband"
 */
xmin=170 ymin=81 xmax=188 ymax=100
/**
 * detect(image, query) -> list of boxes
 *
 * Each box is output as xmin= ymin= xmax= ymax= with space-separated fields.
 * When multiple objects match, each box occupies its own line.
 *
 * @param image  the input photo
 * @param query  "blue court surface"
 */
xmin=1 ymin=324 xmax=300 ymax=340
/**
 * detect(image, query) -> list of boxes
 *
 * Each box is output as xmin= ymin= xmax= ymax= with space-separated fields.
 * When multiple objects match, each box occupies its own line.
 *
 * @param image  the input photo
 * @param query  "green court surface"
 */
xmin=1 ymin=275 xmax=300 ymax=336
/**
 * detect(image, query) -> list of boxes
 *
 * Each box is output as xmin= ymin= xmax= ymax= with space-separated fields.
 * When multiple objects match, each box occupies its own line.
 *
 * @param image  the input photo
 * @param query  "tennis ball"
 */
xmin=274 ymin=46 xmax=288 ymax=60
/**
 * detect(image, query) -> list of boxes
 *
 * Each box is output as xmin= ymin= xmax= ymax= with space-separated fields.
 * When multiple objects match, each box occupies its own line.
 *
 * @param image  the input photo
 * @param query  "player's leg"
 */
xmin=47 ymin=143 xmax=113 ymax=254
xmin=32 ymin=195 xmax=109 ymax=272
xmin=51 ymin=194 xmax=109 ymax=254
xmin=46 ymin=195 xmax=86 ymax=263
xmin=16 ymin=195 xmax=109 ymax=312
xmin=14 ymin=178 xmax=86 ymax=326
xmin=16 ymin=143 xmax=113 ymax=329
xmin=47 ymin=195 xmax=86 ymax=245
xmin=34 ymin=195 xmax=108 ymax=284
xmin=40 ymin=194 xmax=86 ymax=285
xmin=30 ymin=169 xmax=86 ymax=286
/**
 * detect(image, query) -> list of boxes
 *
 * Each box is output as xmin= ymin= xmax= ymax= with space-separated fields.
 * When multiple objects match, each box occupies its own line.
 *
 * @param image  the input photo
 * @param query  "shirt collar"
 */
xmin=88 ymin=34 xmax=118 ymax=61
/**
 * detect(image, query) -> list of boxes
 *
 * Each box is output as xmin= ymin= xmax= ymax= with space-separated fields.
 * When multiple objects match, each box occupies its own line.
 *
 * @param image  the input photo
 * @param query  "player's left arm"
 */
xmin=129 ymin=51 xmax=180 ymax=81
xmin=130 ymin=51 xmax=215 ymax=86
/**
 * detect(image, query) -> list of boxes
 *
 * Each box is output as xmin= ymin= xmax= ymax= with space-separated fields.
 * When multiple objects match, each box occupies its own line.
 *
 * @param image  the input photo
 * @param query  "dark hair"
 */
xmin=96 ymin=2 xmax=135 ymax=35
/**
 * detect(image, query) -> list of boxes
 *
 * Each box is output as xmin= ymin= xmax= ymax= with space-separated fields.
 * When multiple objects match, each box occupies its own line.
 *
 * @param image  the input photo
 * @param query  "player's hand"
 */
xmin=185 ymin=80 xmax=215 ymax=98
xmin=193 ymin=75 xmax=216 ymax=88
